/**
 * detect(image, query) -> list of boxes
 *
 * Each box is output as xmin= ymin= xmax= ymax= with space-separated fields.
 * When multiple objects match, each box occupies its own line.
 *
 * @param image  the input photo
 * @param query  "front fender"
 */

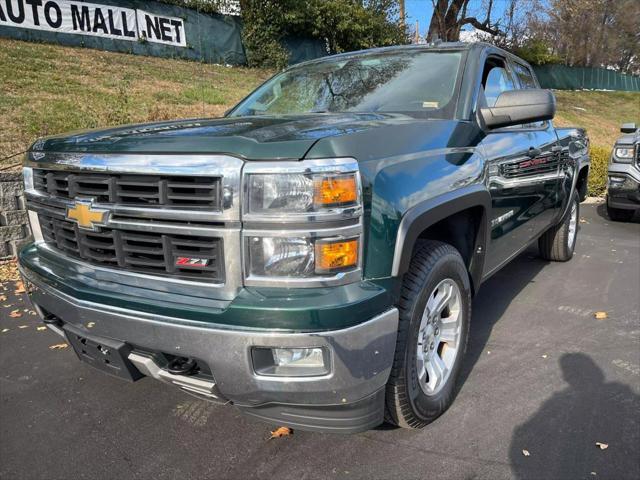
xmin=391 ymin=186 xmax=491 ymax=290
xmin=360 ymin=148 xmax=487 ymax=282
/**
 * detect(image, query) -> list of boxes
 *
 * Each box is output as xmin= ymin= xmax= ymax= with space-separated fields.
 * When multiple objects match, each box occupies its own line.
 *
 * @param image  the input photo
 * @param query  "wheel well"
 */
xmin=576 ymin=166 xmax=589 ymax=201
xmin=414 ymin=206 xmax=484 ymax=292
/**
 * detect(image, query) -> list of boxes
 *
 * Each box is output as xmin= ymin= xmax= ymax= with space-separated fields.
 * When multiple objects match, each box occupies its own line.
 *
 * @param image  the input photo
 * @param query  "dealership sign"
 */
xmin=0 ymin=0 xmax=187 ymax=47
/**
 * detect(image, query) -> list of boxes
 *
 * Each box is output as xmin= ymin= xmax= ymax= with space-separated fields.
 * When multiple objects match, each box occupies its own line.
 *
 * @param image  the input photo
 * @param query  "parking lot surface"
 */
xmin=1 ymin=201 xmax=639 ymax=480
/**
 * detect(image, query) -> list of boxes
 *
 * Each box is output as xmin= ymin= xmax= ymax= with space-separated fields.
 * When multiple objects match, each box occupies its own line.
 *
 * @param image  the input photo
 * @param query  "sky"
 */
xmin=405 ymin=0 xmax=513 ymax=36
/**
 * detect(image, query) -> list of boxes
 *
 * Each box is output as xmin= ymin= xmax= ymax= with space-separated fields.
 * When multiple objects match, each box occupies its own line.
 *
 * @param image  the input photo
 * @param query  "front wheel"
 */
xmin=385 ymin=241 xmax=471 ymax=429
xmin=539 ymin=191 xmax=579 ymax=262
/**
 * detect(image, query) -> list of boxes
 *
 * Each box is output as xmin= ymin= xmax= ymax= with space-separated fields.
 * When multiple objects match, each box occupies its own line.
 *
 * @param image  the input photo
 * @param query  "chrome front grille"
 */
xmin=25 ymin=153 xmax=244 ymax=299
xmin=33 ymin=170 xmax=221 ymax=208
xmin=38 ymin=213 xmax=223 ymax=281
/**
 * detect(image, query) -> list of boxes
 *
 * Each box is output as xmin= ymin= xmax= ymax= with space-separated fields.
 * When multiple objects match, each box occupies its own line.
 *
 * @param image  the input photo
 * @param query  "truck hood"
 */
xmin=30 ymin=113 xmax=421 ymax=161
xmin=616 ymin=131 xmax=640 ymax=146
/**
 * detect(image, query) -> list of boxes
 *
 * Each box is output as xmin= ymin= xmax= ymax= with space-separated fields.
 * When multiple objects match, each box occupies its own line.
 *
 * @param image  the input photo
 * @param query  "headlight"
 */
xmin=246 ymin=172 xmax=359 ymax=214
xmin=243 ymin=159 xmax=361 ymax=219
xmin=613 ymin=146 xmax=634 ymax=163
xmin=247 ymin=235 xmax=359 ymax=278
xmin=242 ymin=159 xmax=362 ymax=287
xmin=248 ymin=236 xmax=315 ymax=277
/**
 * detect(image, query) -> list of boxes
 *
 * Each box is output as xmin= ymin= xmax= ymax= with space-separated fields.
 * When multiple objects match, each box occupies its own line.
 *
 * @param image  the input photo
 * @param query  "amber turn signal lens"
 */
xmin=314 ymin=175 xmax=357 ymax=207
xmin=315 ymin=239 xmax=359 ymax=272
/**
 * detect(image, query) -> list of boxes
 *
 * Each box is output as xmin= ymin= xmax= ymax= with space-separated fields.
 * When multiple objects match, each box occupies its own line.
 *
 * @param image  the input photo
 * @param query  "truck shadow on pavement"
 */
xmin=508 ymin=352 xmax=640 ymax=479
xmin=595 ymin=202 xmax=640 ymax=223
xmin=458 ymin=249 xmax=548 ymax=389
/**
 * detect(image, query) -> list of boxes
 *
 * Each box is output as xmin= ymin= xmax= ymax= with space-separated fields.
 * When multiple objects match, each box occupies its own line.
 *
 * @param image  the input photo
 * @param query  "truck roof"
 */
xmin=288 ymin=41 xmax=508 ymax=70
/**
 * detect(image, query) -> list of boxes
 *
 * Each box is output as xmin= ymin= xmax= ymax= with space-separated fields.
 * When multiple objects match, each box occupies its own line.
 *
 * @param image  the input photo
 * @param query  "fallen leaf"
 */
xmin=36 ymin=326 xmax=47 ymax=331
xmin=18 ymin=325 xmax=28 ymax=329
xmin=522 ymin=449 xmax=530 ymax=457
xmin=269 ymin=426 xmax=293 ymax=439
xmin=9 ymin=309 xmax=22 ymax=318
xmin=1 ymin=328 xmax=9 ymax=333
xmin=14 ymin=280 xmax=26 ymax=294
xmin=594 ymin=311 xmax=608 ymax=320
xmin=49 ymin=343 xmax=69 ymax=350
xmin=595 ymin=442 xmax=608 ymax=450
xmin=0 ymin=260 xmax=20 ymax=282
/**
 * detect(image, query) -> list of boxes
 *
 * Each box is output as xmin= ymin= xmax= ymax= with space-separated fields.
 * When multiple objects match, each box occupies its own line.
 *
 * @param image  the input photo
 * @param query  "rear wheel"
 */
xmin=606 ymin=200 xmax=635 ymax=222
xmin=539 ymin=191 xmax=579 ymax=261
xmin=385 ymin=241 xmax=471 ymax=429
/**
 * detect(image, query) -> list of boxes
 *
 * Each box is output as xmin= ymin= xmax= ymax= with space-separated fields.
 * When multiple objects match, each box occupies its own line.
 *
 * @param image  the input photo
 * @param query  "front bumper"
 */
xmin=19 ymin=256 xmax=399 ymax=433
xmin=607 ymin=166 xmax=640 ymax=210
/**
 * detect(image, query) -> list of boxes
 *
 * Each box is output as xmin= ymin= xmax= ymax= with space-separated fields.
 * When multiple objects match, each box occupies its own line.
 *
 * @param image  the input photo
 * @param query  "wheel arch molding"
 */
xmin=391 ymin=185 xmax=491 ymax=293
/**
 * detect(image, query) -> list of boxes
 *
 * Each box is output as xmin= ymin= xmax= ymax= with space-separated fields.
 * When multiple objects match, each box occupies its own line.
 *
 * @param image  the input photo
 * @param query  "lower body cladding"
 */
xmin=19 ymin=265 xmax=399 ymax=434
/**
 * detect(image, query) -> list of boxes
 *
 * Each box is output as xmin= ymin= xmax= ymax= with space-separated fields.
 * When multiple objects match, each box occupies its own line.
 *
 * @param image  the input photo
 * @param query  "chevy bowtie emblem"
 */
xmin=66 ymin=201 xmax=108 ymax=231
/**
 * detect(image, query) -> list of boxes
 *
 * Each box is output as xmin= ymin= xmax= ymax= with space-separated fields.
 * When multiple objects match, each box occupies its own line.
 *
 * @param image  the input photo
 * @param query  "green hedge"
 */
xmin=588 ymin=145 xmax=610 ymax=197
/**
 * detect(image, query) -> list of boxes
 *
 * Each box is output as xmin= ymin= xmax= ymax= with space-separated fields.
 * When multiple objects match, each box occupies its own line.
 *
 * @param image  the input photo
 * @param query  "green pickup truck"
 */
xmin=19 ymin=42 xmax=590 ymax=433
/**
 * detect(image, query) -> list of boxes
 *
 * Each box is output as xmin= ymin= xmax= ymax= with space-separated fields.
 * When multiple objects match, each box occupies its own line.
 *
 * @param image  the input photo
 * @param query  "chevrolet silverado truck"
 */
xmin=19 ymin=42 xmax=590 ymax=433
xmin=607 ymin=123 xmax=639 ymax=222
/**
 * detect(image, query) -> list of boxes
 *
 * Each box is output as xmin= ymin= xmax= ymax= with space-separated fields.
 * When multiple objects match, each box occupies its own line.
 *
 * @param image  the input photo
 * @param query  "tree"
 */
xmin=426 ymin=0 xmax=504 ymax=42
xmin=526 ymin=0 xmax=640 ymax=74
xmin=239 ymin=0 xmax=408 ymax=68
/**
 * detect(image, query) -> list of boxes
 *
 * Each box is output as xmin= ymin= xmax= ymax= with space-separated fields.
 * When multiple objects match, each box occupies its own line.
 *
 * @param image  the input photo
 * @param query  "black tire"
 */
xmin=385 ymin=240 xmax=471 ymax=429
xmin=539 ymin=191 xmax=579 ymax=262
xmin=606 ymin=201 xmax=635 ymax=222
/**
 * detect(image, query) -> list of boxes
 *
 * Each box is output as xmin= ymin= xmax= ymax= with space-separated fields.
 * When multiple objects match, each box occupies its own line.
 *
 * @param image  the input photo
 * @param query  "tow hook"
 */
xmin=167 ymin=357 xmax=198 ymax=376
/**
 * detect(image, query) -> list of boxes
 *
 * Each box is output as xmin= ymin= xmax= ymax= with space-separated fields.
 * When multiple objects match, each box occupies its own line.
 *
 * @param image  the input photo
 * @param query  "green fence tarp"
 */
xmin=0 ymin=0 xmax=246 ymax=65
xmin=533 ymin=65 xmax=640 ymax=92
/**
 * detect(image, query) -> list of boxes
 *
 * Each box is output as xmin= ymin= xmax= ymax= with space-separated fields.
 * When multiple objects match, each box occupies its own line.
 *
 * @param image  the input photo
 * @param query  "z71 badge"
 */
xmin=175 ymin=257 xmax=209 ymax=268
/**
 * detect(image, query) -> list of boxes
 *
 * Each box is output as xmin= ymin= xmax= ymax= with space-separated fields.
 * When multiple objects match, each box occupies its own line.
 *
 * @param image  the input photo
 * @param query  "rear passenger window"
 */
xmin=484 ymin=67 xmax=517 ymax=107
xmin=512 ymin=63 xmax=538 ymax=89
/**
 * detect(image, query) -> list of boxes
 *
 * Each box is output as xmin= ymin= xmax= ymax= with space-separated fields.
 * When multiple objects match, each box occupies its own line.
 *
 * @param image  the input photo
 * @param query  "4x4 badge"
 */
xmin=66 ymin=201 xmax=108 ymax=231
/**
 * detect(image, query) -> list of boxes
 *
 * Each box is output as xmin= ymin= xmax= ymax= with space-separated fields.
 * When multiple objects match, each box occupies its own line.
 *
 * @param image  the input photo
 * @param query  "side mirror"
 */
xmin=621 ymin=123 xmax=637 ymax=134
xmin=480 ymin=89 xmax=556 ymax=130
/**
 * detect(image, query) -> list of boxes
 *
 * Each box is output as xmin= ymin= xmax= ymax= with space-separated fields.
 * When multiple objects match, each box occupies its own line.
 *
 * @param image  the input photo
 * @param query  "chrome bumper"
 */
xmin=19 ymin=263 xmax=398 ymax=410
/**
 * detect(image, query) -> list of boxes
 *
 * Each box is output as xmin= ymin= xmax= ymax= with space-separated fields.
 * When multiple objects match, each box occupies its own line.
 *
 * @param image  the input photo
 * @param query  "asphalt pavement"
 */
xmin=1 ymin=201 xmax=639 ymax=480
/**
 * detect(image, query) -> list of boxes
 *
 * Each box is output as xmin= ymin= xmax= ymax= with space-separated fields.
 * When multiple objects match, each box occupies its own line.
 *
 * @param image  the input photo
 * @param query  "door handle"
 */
xmin=527 ymin=147 xmax=542 ymax=158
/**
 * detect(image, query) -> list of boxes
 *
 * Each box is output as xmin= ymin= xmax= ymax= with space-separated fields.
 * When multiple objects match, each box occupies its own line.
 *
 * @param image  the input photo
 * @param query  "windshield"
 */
xmin=229 ymin=50 xmax=463 ymax=119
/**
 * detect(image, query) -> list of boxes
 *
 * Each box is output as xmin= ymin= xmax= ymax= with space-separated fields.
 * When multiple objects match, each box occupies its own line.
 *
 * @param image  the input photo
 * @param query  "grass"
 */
xmin=0 ymin=38 xmax=272 ymax=168
xmin=553 ymin=90 xmax=640 ymax=148
xmin=1 ymin=38 xmax=639 ymax=177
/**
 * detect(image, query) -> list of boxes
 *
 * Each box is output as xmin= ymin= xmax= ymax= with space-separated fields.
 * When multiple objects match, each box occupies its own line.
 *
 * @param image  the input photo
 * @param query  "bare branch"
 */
xmin=460 ymin=16 xmax=504 ymax=36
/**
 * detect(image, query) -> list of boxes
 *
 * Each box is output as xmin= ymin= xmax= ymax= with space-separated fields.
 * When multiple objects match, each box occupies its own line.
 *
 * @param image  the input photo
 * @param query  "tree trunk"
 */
xmin=427 ymin=0 xmax=449 ymax=41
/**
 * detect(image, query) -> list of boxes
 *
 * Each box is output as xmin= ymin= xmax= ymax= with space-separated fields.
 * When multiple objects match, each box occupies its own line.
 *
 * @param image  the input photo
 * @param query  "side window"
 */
xmin=512 ymin=63 xmax=538 ymax=89
xmin=483 ymin=64 xmax=516 ymax=107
